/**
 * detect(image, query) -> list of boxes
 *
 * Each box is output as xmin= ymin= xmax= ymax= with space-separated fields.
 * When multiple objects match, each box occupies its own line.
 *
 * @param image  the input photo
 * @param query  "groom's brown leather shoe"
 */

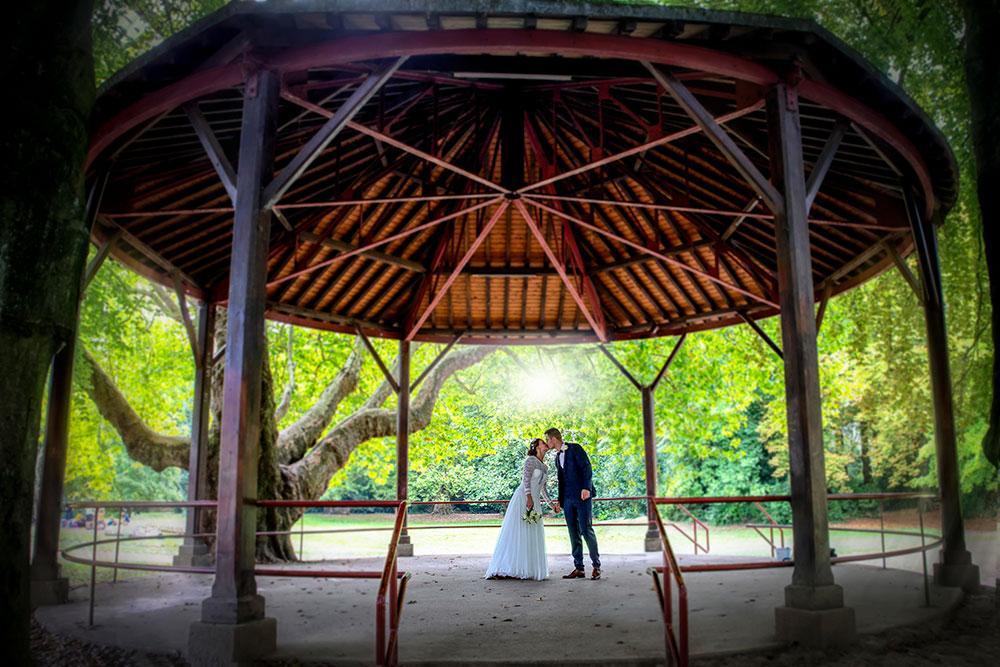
xmin=562 ymin=568 xmax=585 ymax=579
xmin=591 ymin=568 xmax=601 ymax=580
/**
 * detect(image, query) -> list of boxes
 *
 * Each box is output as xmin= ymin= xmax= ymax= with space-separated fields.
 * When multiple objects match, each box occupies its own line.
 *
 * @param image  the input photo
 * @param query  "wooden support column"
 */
xmin=189 ymin=68 xmax=279 ymax=663
xmin=174 ymin=302 xmax=215 ymax=567
xmin=904 ymin=189 xmax=980 ymax=591
xmin=767 ymin=81 xmax=855 ymax=646
xmin=396 ymin=340 xmax=414 ymax=557
xmin=641 ymin=385 xmax=659 ymax=551
xmin=600 ymin=336 xmax=685 ymax=552
xmin=28 ymin=337 xmax=75 ymax=605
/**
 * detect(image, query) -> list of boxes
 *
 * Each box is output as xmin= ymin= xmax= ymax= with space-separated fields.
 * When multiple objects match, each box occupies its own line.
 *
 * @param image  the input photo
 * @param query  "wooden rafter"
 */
xmin=515 ymin=199 xmax=608 ymax=342
xmin=643 ymin=62 xmax=782 ymax=215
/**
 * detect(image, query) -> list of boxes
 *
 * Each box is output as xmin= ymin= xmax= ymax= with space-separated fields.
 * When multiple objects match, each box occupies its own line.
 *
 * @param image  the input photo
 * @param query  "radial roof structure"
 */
xmin=88 ymin=0 xmax=957 ymax=344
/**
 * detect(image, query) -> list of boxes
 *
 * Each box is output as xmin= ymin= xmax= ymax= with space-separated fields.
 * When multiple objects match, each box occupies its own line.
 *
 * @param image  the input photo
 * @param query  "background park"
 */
xmin=3 ymin=0 xmax=1000 ymax=665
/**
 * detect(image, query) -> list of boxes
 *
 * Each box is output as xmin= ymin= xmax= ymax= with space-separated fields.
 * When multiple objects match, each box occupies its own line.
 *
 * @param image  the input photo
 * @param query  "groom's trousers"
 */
xmin=563 ymin=497 xmax=601 ymax=570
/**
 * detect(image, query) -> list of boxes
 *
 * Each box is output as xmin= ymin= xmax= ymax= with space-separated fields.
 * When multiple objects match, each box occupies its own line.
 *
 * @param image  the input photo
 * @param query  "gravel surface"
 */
xmin=31 ymin=616 xmax=185 ymax=667
xmin=32 ymin=588 xmax=998 ymax=666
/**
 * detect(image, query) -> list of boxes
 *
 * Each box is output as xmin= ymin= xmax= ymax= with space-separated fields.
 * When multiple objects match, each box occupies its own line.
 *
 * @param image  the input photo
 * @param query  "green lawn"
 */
xmin=56 ymin=510 xmax=937 ymax=587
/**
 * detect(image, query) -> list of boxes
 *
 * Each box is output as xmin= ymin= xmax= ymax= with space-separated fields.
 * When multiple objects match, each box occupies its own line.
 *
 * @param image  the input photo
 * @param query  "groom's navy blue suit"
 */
xmin=556 ymin=442 xmax=601 ymax=570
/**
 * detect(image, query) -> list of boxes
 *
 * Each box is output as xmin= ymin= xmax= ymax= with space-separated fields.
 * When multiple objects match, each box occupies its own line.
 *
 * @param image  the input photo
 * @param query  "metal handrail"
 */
xmin=62 ymin=499 xmax=411 ymax=667
xmin=648 ymin=501 xmax=688 ymax=666
xmin=751 ymin=501 xmax=785 ymax=558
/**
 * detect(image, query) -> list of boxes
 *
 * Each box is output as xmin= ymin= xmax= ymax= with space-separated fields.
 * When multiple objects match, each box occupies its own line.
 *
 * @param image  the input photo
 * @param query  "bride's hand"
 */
xmin=526 ymin=495 xmax=534 ymax=510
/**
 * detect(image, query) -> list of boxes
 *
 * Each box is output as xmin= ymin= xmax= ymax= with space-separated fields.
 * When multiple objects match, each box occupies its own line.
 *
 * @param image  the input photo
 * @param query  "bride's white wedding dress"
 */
xmin=484 ymin=455 xmax=550 ymax=580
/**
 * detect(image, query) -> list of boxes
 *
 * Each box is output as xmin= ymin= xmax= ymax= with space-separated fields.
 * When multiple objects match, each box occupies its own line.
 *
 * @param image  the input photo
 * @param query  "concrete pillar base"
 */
xmin=397 ymin=535 xmax=414 ymax=558
xmin=775 ymin=605 xmax=856 ymax=647
xmin=644 ymin=528 xmax=660 ymax=552
xmin=933 ymin=549 xmax=980 ymax=592
xmin=188 ymin=616 xmax=276 ymax=666
xmin=174 ymin=540 xmax=213 ymax=568
xmin=30 ymin=577 xmax=69 ymax=607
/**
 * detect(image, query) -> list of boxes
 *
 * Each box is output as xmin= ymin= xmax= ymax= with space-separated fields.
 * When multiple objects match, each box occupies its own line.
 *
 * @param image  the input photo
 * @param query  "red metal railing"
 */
xmin=648 ymin=501 xmax=688 ymax=667
xmin=61 ymin=499 xmax=411 ymax=667
xmin=646 ymin=492 xmax=941 ymax=666
xmin=283 ymin=496 xmax=712 ymax=554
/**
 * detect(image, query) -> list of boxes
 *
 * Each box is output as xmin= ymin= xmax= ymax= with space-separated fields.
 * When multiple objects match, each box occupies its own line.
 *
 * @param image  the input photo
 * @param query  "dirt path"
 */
xmin=32 ymin=588 xmax=998 ymax=666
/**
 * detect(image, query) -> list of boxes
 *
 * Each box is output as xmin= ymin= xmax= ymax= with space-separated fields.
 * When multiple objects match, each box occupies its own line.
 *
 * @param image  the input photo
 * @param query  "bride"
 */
xmin=484 ymin=438 xmax=556 ymax=581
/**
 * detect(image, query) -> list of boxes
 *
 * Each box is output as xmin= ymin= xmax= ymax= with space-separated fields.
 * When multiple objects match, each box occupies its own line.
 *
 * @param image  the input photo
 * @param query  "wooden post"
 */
xmin=28 ymin=337 xmax=75 ymax=605
xmin=905 ymin=189 xmax=980 ymax=591
xmin=767 ymin=81 xmax=855 ymax=646
xmin=174 ymin=302 xmax=215 ymax=567
xmin=641 ymin=385 xmax=659 ymax=552
xmin=29 ymin=173 xmax=108 ymax=607
xmin=188 ymin=68 xmax=278 ymax=662
xmin=396 ymin=339 xmax=414 ymax=557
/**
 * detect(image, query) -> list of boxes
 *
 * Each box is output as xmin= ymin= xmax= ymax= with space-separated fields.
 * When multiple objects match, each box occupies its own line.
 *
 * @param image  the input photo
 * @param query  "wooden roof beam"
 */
xmin=515 ymin=199 xmax=609 ymax=342
xmin=264 ymin=57 xmax=406 ymax=209
xmin=643 ymin=62 xmax=782 ymax=215
xmin=404 ymin=201 xmax=509 ymax=340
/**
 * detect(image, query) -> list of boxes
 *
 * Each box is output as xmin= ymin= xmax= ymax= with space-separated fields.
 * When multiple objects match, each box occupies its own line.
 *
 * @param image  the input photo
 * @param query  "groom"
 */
xmin=546 ymin=427 xmax=601 ymax=580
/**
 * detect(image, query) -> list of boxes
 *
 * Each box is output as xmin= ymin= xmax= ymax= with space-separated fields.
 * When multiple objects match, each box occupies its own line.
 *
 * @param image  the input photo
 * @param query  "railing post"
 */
xmin=88 ymin=506 xmax=98 ymax=627
xmin=918 ymin=499 xmax=930 ymax=607
xmin=299 ymin=512 xmax=305 ymax=561
xmin=879 ymin=500 xmax=886 ymax=570
xmin=113 ymin=506 xmax=123 ymax=583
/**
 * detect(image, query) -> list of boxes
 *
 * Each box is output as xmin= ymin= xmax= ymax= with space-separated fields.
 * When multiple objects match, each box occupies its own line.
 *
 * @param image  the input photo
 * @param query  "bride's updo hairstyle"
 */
xmin=527 ymin=438 xmax=545 ymax=456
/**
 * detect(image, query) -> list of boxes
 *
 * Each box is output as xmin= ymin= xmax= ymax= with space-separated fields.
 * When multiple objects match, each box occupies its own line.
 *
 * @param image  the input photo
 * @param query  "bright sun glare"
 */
xmin=517 ymin=369 xmax=562 ymax=407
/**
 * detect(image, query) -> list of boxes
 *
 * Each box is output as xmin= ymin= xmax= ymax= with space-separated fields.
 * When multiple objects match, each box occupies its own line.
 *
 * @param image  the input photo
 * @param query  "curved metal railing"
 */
xmin=60 ymin=492 xmax=941 ymax=667
xmin=647 ymin=492 xmax=941 ymax=666
xmin=61 ymin=499 xmax=411 ymax=667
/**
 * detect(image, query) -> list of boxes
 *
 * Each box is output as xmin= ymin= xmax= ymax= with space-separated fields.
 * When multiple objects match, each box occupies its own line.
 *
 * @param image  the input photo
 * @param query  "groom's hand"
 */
xmin=550 ymin=501 xmax=560 ymax=513
xmin=580 ymin=489 xmax=591 ymax=501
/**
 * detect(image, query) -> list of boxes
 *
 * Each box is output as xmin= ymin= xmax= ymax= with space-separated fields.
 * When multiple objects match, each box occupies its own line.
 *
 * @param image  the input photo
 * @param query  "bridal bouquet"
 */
xmin=521 ymin=508 xmax=541 ymax=524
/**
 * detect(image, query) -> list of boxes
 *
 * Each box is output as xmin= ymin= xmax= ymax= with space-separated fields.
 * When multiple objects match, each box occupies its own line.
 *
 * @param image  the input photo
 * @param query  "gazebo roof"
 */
xmin=88 ymin=0 xmax=957 ymax=345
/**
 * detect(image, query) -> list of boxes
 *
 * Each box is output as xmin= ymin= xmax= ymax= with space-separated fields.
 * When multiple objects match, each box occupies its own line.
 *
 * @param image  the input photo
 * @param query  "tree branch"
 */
xmin=284 ymin=346 xmax=493 ymax=498
xmin=275 ymin=336 xmax=365 ymax=465
xmin=80 ymin=347 xmax=189 ymax=471
xmin=273 ymin=325 xmax=296 ymax=423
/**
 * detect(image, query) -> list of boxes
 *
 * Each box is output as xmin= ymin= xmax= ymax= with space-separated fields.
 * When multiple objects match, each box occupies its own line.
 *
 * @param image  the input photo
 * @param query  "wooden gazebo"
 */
xmin=30 ymin=1 xmax=979 ymax=662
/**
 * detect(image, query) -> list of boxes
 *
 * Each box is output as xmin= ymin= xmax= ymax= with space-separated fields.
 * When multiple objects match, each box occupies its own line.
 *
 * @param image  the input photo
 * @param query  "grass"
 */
xmin=56 ymin=509 xmax=942 ymax=588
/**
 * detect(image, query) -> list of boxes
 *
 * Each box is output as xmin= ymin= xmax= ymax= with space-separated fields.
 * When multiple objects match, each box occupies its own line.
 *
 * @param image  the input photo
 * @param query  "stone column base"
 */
xmin=188 ymin=616 xmax=276 ymax=666
xmin=174 ymin=540 xmax=214 ymax=568
xmin=775 ymin=605 xmax=856 ymax=647
xmin=397 ymin=533 xmax=414 ymax=558
xmin=934 ymin=549 xmax=980 ymax=592
xmin=644 ymin=528 xmax=660 ymax=552
xmin=30 ymin=577 xmax=69 ymax=606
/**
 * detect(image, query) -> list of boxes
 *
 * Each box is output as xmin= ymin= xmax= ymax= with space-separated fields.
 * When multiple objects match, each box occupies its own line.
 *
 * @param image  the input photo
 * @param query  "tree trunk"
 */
xmin=962 ymin=0 xmax=1000 ymax=471
xmin=0 ymin=1 xmax=95 ymax=660
xmin=83 ymin=303 xmax=493 ymax=563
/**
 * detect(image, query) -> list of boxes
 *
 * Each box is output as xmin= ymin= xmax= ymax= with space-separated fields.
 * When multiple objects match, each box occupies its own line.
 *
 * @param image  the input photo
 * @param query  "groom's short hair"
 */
xmin=544 ymin=427 xmax=562 ymax=441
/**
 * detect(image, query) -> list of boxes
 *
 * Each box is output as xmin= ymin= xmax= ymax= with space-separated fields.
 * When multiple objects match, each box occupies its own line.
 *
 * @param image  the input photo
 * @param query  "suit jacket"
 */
xmin=555 ymin=442 xmax=596 ymax=505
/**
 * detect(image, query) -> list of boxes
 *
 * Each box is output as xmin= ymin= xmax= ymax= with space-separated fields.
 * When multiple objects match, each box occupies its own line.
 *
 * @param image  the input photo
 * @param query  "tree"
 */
xmin=0 ymin=1 xmax=95 ymax=660
xmin=81 ymin=299 xmax=492 ymax=560
xmin=959 ymin=0 xmax=1000 ymax=472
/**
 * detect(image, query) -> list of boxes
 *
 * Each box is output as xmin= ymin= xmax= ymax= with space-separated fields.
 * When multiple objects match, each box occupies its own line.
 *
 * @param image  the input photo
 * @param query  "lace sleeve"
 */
xmin=532 ymin=467 xmax=551 ymax=505
xmin=522 ymin=457 xmax=535 ymax=497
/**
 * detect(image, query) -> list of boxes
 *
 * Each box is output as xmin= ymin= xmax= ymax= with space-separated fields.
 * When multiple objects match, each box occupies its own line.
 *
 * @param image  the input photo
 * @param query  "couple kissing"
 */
xmin=484 ymin=428 xmax=601 ymax=582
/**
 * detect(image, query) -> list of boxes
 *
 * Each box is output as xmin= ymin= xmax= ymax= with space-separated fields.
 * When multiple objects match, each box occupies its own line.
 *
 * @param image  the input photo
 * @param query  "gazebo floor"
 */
xmin=36 ymin=554 xmax=962 ymax=666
